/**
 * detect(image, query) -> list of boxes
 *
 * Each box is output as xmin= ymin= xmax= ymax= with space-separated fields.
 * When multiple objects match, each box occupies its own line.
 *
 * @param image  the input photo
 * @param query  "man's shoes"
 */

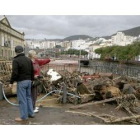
xmin=34 ymin=107 xmax=39 ymax=113
xmin=15 ymin=117 xmax=28 ymax=122
xmin=28 ymin=115 xmax=35 ymax=118
xmin=34 ymin=109 xmax=39 ymax=113
xmin=35 ymin=107 xmax=39 ymax=110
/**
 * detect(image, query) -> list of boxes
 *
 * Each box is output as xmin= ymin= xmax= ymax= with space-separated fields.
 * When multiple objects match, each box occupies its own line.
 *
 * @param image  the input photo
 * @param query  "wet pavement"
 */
xmin=0 ymin=95 xmax=99 ymax=125
xmin=0 ymin=95 xmax=140 ymax=125
xmin=0 ymin=100 xmax=97 ymax=125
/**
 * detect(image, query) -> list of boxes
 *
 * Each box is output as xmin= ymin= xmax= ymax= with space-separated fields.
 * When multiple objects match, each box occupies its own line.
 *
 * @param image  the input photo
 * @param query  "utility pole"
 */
xmin=78 ymin=42 xmax=83 ymax=71
xmin=78 ymin=46 xmax=81 ymax=71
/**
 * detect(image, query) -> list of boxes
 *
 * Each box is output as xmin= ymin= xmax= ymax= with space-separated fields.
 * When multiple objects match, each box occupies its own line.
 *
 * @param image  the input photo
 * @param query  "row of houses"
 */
xmin=88 ymin=32 xmax=138 ymax=59
xmin=0 ymin=15 xmax=139 ymax=60
xmin=25 ymin=31 xmax=137 ymax=51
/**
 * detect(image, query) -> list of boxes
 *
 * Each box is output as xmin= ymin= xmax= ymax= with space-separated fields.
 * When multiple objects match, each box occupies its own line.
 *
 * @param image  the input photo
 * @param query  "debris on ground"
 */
xmin=1 ymin=60 xmax=140 ymax=124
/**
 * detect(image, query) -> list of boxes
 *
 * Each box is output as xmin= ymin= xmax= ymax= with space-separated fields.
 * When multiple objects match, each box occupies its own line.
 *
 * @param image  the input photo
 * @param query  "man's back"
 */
xmin=10 ymin=53 xmax=34 ymax=84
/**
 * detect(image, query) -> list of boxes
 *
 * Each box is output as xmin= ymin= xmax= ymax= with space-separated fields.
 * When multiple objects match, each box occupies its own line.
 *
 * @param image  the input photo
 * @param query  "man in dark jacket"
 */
xmin=9 ymin=45 xmax=34 ymax=122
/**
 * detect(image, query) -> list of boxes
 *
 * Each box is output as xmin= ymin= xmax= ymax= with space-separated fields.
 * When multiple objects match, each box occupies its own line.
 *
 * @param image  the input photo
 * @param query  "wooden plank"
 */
xmin=70 ymin=96 xmax=120 ymax=109
xmin=70 ymin=94 xmax=134 ymax=109
xmin=66 ymin=110 xmax=140 ymax=124
xmin=105 ymin=115 xmax=140 ymax=124
xmin=65 ymin=110 xmax=115 ymax=123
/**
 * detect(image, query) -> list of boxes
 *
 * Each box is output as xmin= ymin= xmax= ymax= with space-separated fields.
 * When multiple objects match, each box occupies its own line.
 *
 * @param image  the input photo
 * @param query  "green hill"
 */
xmin=63 ymin=35 xmax=93 ymax=41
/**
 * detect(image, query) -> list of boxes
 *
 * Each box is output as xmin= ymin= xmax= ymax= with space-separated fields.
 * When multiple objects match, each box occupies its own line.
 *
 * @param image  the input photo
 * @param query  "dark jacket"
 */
xmin=10 ymin=53 xmax=34 ymax=84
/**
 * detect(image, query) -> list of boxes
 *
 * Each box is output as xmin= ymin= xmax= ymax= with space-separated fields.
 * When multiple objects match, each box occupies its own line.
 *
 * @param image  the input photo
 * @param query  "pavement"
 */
xmin=0 ymin=102 xmax=97 ymax=125
xmin=0 ymin=96 xmax=98 ymax=125
xmin=0 ymin=95 xmax=139 ymax=125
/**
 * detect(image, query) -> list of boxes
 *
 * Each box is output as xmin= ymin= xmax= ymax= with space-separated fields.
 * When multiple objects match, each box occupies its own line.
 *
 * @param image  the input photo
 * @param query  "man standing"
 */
xmin=9 ymin=46 xmax=34 ymax=122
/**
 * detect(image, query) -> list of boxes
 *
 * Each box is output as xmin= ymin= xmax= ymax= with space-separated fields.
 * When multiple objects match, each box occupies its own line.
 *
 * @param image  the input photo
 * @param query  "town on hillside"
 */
xmin=1 ymin=15 xmax=140 ymax=125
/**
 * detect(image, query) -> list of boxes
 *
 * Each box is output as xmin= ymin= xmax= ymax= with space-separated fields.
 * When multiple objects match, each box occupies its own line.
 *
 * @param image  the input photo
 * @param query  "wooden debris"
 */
xmin=66 ymin=110 xmax=140 ymax=124
xmin=77 ymin=83 xmax=91 ymax=95
xmin=79 ymin=94 xmax=95 ymax=104
xmin=70 ymin=94 xmax=136 ymax=109
xmin=105 ymin=115 xmax=140 ymax=124
xmin=67 ymin=94 xmax=95 ymax=104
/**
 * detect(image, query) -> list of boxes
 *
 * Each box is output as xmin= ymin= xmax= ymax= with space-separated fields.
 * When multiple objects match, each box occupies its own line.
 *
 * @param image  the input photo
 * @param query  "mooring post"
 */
xmin=63 ymin=83 xmax=67 ymax=104
xmin=0 ymin=82 xmax=3 ymax=100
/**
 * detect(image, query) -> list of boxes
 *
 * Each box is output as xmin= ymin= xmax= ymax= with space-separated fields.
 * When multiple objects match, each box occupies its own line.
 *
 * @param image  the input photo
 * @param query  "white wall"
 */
xmin=88 ymin=45 xmax=102 ymax=59
xmin=71 ymin=39 xmax=86 ymax=48
xmin=112 ymin=32 xmax=134 ymax=46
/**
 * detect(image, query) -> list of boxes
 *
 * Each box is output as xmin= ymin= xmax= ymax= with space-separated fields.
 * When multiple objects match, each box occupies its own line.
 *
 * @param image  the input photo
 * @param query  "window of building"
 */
xmin=8 ymin=50 xmax=10 ymax=58
xmin=11 ymin=39 xmax=13 ymax=47
xmin=2 ymin=36 xmax=4 ymax=46
xmin=2 ymin=50 xmax=3 ymax=56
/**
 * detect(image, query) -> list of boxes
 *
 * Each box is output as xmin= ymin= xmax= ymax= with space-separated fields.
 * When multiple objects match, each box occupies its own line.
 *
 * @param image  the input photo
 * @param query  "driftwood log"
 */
xmin=66 ymin=110 xmax=140 ymax=124
xmin=70 ymin=94 xmax=136 ymax=109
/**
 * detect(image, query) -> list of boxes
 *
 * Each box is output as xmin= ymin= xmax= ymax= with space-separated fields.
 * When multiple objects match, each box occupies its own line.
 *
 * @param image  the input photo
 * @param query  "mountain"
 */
xmin=101 ymin=36 xmax=112 ymax=40
xmin=26 ymin=26 xmax=140 ymax=42
xmin=119 ymin=26 xmax=140 ymax=37
xmin=92 ymin=36 xmax=112 ymax=40
xmin=63 ymin=35 xmax=93 ymax=41
xmin=95 ymin=26 xmax=140 ymax=40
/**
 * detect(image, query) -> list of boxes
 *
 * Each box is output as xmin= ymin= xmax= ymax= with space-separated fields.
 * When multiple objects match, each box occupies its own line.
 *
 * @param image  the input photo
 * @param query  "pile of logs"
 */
xmin=0 ymin=61 xmax=14 ymax=95
xmin=39 ymin=70 xmax=139 ymax=106
xmin=1 ymin=62 xmax=140 ymax=123
xmin=38 ymin=69 xmax=140 ymax=123
xmin=0 ymin=61 xmax=12 ymax=74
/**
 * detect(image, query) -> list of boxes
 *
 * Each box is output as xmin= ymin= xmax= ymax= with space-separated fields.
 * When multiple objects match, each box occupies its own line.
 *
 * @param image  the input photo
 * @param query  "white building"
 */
xmin=111 ymin=32 xmax=134 ymax=46
xmin=56 ymin=41 xmax=63 ymax=46
xmin=71 ymin=39 xmax=94 ymax=51
xmin=100 ymin=39 xmax=112 ymax=47
xmin=62 ymin=41 xmax=71 ymax=50
xmin=71 ymin=39 xmax=86 ymax=49
xmin=41 ymin=41 xmax=56 ymax=49
xmin=88 ymin=44 xmax=102 ymax=59
xmin=26 ymin=39 xmax=56 ymax=49
xmin=26 ymin=39 xmax=42 ymax=49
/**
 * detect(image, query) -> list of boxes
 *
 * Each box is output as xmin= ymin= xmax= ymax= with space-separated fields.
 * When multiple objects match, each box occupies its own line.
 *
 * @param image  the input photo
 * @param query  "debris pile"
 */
xmin=0 ymin=61 xmax=12 ymax=95
xmin=39 ymin=70 xmax=139 ymax=107
xmin=1 ymin=61 xmax=140 ymax=124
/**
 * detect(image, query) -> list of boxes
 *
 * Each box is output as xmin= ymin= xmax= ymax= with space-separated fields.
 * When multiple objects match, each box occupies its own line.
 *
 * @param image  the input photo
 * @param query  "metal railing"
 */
xmin=41 ymin=63 xmax=78 ymax=73
xmin=40 ymin=61 xmax=140 ymax=78
xmin=79 ymin=63 xmax=140 ymax=78
xmin=1 ymin=59 xmax=139 ymax=78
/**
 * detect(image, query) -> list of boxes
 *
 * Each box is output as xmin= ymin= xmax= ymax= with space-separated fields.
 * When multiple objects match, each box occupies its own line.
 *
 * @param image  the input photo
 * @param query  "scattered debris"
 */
xmin=1 ymin=60 xmax=140 ymax=124
xmin=66 ymin=110 xmax=140 ymax=124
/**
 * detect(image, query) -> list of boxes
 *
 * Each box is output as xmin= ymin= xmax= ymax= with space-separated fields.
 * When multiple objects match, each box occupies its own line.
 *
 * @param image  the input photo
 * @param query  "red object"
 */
xmin=33 ymin=59 xmax=50 ymax=76
xmin=82 ymin=75 xmax=100 ymax=82
xmin=82 ymin=75 xmax=100 ymax=79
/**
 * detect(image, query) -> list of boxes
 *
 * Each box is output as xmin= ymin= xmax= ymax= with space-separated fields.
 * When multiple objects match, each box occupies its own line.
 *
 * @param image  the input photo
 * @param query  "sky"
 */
xmin=3 ymin=15 xmax=140 ymax=39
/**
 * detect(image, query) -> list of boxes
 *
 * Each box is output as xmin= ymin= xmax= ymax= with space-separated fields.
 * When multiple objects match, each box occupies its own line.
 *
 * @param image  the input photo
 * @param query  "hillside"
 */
xmin=96 ymin=26 xmax=140 ymax=39
xmin=119 ymin=26 xmax=140 ymax=37
xmin=63 ymin=35 xmax=93 ymax=41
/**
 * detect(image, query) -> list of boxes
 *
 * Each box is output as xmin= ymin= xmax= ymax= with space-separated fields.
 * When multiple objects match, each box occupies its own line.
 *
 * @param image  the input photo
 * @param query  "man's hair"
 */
xmin=15 ymin=45 xmax=24 ymax=53
xmin=28 ymin=50 xmax=36 ymax=58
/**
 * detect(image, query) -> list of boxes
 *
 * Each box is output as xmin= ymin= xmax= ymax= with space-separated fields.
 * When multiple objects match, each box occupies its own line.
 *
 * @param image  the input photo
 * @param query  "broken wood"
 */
xmin=79 ymin=94 xmax=95 ymax=104
xmin=65 ymin=110 xmax=93 ymax=117
xmin=66 ymin=110 xmax=140 ymax=124
xmin=66 ymin=110 xmax=117 ymax=123
xmin=70 ymin=94 xmax=134 ymax=109
xmin=105 ymin=115 xmax=140 ymax=124
xmin=88 ymin=112 xmax=140 ymax=124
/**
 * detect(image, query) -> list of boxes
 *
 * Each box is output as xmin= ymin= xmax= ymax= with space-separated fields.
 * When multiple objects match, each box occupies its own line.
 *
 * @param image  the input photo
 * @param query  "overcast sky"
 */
xmin=3 ymin=15 xmax=140 ymax=39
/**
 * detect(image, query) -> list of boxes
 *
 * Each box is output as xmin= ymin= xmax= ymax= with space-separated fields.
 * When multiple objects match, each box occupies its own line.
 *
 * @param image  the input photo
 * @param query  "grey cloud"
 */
xmin=3 ymin=15 xmax=140 ymax=39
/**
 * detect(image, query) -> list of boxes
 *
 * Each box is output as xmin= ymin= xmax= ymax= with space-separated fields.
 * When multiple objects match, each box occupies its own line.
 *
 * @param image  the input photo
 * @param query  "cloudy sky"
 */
xmin=3 ymin=15 xmax=140 ymax=39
